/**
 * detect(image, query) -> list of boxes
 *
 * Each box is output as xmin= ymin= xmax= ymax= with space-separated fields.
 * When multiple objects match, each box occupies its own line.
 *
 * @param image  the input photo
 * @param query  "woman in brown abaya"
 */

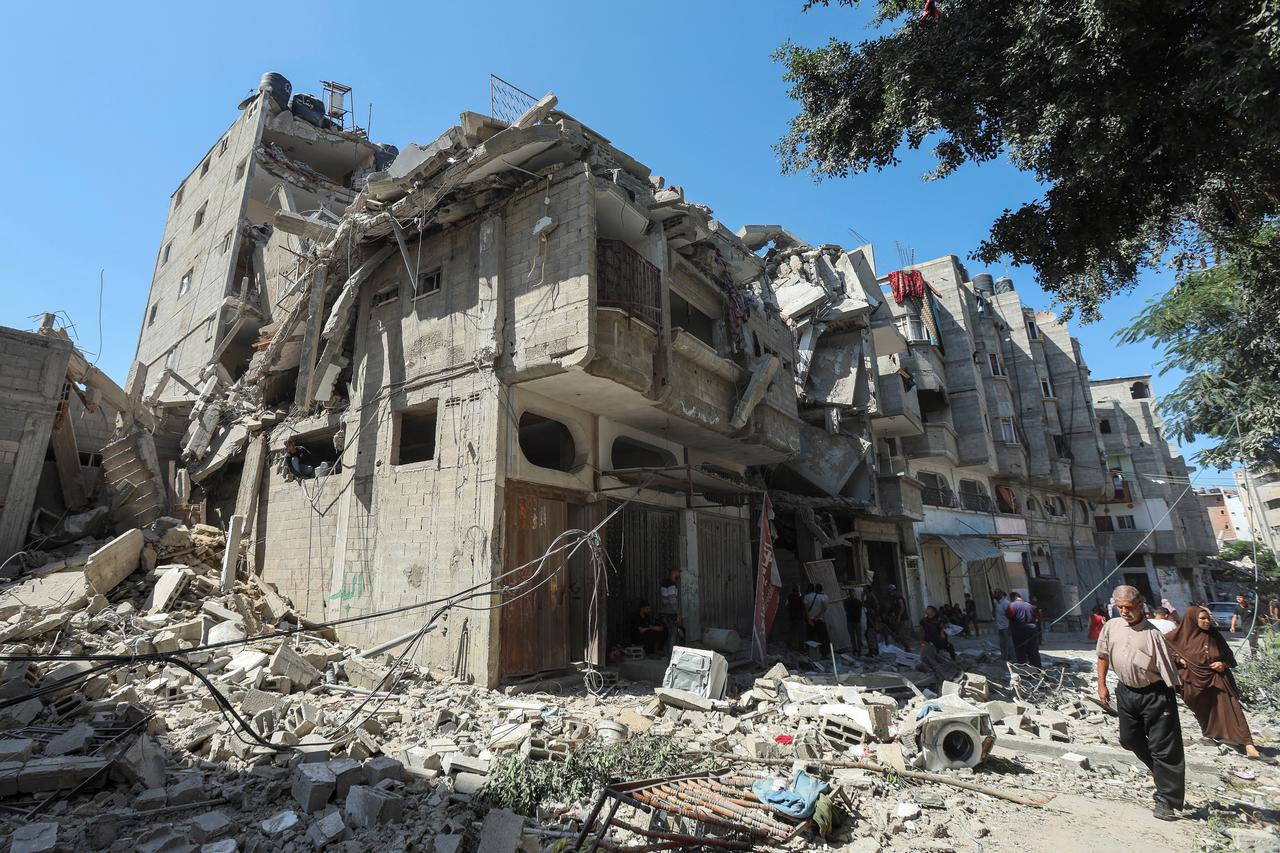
xmin=1164 ymin=605 xmax=1261 ymax=757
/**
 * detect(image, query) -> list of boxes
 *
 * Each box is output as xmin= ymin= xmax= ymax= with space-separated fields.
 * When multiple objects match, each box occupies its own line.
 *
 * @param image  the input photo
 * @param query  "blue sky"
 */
xmin=0 ymin=1 xmax=1236 ymax=485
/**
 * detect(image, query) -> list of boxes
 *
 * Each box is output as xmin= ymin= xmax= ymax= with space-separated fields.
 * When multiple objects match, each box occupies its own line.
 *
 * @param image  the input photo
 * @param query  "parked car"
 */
xmin=1205 ymin=601 xmax=1239 ymax=628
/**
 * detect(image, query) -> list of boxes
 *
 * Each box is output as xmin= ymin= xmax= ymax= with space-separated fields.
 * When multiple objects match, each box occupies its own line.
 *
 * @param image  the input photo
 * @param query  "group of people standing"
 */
xmin=1096 ymin=585 xmax=1262 ymax=822
xmin=784 ymin=583 xmax=912 ymax=658
xmin=992 ymin=589 xmax=1043 ymax=667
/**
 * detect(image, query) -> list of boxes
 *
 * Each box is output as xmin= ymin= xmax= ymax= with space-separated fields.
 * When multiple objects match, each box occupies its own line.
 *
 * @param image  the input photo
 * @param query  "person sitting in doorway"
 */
xmin=285 ymin=439 xmax=340 ymax=480
xmin=630 ymin=603 xmax=667 ymax=656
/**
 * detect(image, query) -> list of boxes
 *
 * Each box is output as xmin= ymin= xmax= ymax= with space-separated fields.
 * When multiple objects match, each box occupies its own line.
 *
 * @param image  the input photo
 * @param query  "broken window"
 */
xmin=917 ymin=471 xmax=954 ymax=508
xmin=1052 ymin=434 xmax=1070 ymax=457
xmin=998 ymin=417 xmax=1017 ymax=444
xmin=164 ymin=347 xmax=177 ymax=369
xmin=200 ymin=157 xmax=211 ymax=178
xmin=221 ymin=231 xmax=233 ymax=253
xmin=193 ymin=202 xmax=208 ymax=231
xmin=518 ymin=412 xmax=576 ymax=472
xmin=987 ymin=352 xmax=1005 ymax=377
xmin=414 ymin=267 xmax=442 ymax=299
xmin=178 ymin=269 xmax=193 ymax=297
xmin=219 ymin=137 xmax=229 ymax=156
xmin=393 ymin=400 xmax=438 ymax=465
xmin=1040 ymin=376 xmax=1055 ymax=398
xmin=669 ymin=291 xmax=716 ymax=350
xmin=161 ymin=241 xmax=172 ymax=265
xmin=148 ymin=304 xmax=159 ymax=326
xmin=610 ymin=436 xmax=675 ymax=470
xmin=234 ymin=158 xmax=247 ymax=182
xmin=996 ymin=486 xmax=1017 ymax=514
xmin=204 ymin=316 xmax=215 ymax=341
xmin=371 ymin=284 xmax=398 ymax=307
xmin=958 ymin=479 xmax=993 ymax=512
xmin=1130 ymin=381 xmax=1150 ymax=400
xmin=1099 ymin=418 xmax=1112 ymax=434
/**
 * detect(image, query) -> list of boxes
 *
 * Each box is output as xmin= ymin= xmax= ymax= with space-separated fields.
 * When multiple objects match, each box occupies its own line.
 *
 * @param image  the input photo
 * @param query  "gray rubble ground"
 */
xmin=1 ymin=526 xmax=1277 ymax=852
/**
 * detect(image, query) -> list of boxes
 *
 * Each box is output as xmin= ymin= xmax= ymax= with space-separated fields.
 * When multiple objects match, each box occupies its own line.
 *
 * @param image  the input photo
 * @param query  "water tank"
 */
xmin=373 ymin=143 xmax=399 ymax=171
xmin=259 ymin=73 xmax=292 ymax=111
xmin=290 ymin=94 xmax=326 ymax=127
xmin=994 ymin=276 xmax=1015 ymax=294
xmin=973 ymin=274 xmax=994 ymax=294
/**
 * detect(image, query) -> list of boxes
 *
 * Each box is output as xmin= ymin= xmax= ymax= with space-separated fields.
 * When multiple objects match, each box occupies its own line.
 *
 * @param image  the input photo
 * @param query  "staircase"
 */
xmin=101 ymin=431 xmax=167 ymax=531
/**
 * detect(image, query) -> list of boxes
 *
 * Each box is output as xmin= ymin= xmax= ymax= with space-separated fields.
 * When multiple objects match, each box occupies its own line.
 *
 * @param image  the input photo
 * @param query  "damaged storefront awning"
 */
xmin=935 ymin=534 xmax=1006 ymax=575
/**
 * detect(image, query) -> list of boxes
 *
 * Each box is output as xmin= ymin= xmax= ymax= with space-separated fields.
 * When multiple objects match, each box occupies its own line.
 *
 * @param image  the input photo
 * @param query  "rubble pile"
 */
xmin=3 ymin=524 xmax=1279 ymax=851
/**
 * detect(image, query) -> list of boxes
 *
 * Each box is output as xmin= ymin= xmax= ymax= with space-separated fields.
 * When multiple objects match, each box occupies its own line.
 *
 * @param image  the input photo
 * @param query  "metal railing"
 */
xmin=960 ymin=492 xmax=995 ymax=513
xmin=922 ymin=487 xmax=958 ymax=508
xmin=597 ymin=239 xmax=663 ymax=331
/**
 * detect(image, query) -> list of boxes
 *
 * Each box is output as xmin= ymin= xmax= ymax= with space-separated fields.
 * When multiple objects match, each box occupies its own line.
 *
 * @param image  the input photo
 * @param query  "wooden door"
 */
xmin=500 ymin=483 xmax=572 ymax=677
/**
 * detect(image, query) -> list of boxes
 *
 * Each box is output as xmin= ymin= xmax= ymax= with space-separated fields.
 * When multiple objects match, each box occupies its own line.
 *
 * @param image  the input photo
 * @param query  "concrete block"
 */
xmin=240 ymin=689 xmax=283 ymax=716
xmin=442 ymin=753 xmax=489 ymax=776
xmin=1060 ymin=752 xmax=1091 ymax=772
xmin=326 ymin=758 xmax=363 ymax=798
xmin=136 ymin=787 xmax=169 ymax=810
xmin=362 ymin=756 xmax=404 ymax=785
xmin=167 ymin=774 xmax=206 ymax=805
xmin=199 ymin=840 xmax=237 ymax=853
xmin=0 ymin=697 xmax=43 ymax=728
xmin=84 ymin=529 xmax=145 ymax=595
xmin=343 ymin=657 xmax=391 ymax=691
xmin=306 ymin=810 xmax=347 ymax=848
xmin=146 ymin=567 xmax=193 ymax=613
xmin=0 ymin=737 xmax=34 ymax=762
xmin=453 ymin=772 xmax=487 ymax=795
xmin=477 ymin=807 xmax=525 ymax=853
xmin=206 ymin=621 xmax=245 ymax=645
xmin=121 ymin=734 xmax=167 ymax=789
xmin=292 ymin=762 xmax=336 ymax=811
xmin=17 ymin=755 xmax=111 ymax=793
xmin=187 ymin=810 xmax=233 ymax=843
xmin=260 ymin=810 xmax=301 ymax=837
xmin=343 ymin=785 xmax=403 ymax=828
xmin=270 ymin=644 xmax=321 ymax=689
xmin=435 ymin=836 xmax=464 ymax=853
xmin=11 ymin=821 xmax=59 ymax=853
xmin=43 ymin=721 xmax=95 ymax=756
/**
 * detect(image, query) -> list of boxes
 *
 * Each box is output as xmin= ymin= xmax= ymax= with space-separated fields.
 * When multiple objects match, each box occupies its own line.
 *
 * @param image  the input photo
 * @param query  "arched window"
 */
xmin=1129 ymin=381 xmax=1150 ymax=400
xmin=518 ymin=413 xmax=577 ymax=472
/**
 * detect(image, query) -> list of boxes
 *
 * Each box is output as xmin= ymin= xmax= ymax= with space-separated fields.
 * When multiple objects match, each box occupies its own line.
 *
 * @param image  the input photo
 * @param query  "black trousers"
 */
xmin=1011 ymin=624 xmax=1042 ymax=667
xmin=1117 ymin=682 xmax=1185 ymax=809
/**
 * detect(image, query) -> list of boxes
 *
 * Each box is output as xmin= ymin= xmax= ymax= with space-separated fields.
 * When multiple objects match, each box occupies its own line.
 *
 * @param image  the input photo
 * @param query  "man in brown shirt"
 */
xmin=1096 ymin=585 xmax=1185 ymax=820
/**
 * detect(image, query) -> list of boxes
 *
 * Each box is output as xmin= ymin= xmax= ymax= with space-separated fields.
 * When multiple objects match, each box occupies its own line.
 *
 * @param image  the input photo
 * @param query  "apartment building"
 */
xmin=1196 ymin=487 xmax=1251 ymax=544
xmin=1234 ymin=468 xmax=1280 ymax=555
xmin=1090 ymin=376 xmax=1219 ymax=609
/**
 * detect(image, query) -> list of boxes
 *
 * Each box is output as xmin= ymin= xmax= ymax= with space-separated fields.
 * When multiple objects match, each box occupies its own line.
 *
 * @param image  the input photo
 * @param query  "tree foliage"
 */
xmin=777 ymin=1 xmax=1280 ymax=318
xmin=778 ymin=1 xmax=1280 ymax=467
xmin=1116 ymin=228 xmax=1280 ymax=470
xmin=1218 ymin=540 xmax=1278 ymax=577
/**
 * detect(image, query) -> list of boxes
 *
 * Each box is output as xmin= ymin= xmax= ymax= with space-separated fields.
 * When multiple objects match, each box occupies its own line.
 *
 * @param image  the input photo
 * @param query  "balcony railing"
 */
xmin=960 ymin=492 xmax=995 ymax=513
xmin=597 ymin=239 xmax=662 ymax=331
xmin=922 ymin=487 xmax=957 ymax=508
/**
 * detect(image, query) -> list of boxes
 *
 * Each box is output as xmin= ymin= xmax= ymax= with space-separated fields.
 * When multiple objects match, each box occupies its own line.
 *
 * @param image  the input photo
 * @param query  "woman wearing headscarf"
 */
xmin=1164 ymin=605 xmax=1261 ymax=758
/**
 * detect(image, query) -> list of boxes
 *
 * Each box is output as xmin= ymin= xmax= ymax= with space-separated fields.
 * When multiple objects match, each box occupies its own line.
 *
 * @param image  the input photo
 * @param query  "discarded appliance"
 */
xmin=662 ymin=646 xmax=728 ymax=701
xmin=897 ymin=694 xmax=995 ymax=772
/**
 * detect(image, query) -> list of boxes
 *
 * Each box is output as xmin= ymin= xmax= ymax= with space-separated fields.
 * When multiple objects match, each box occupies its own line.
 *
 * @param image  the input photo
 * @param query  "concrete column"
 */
xmin=221 ymin=514 xmax=245 ymax=593
xmin=681 ymin=509 xmax=701 ymax=645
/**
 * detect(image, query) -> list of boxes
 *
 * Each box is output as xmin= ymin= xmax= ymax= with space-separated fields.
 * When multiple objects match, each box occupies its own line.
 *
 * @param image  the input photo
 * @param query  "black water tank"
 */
xmin=291 ymin=94 xmax=326 ymax=127
xmin=373 ymin=143 xmax=399 ymax=171
xmin=994 ymin=276 xmax=1015 ymax=294
xmin=973 ymin=273 xmax=994 ymax=294
xmin=259 ymin=72 xmax=292 ymax=111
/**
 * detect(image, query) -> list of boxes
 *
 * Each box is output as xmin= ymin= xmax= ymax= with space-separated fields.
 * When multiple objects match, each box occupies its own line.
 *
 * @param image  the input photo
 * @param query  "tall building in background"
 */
xmin=1196 ymin=487 xmax=1250 ymax=545
xmin=1234 ymin=468 xmax=1280 ymax=555
xmin=1090 ymin=376 xmax=1219 ymax=607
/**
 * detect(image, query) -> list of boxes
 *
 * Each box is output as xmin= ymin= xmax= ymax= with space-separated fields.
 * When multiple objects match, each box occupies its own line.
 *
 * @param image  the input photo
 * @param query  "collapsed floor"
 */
xmin=1 ymin=519 xmax=1278 ymax=852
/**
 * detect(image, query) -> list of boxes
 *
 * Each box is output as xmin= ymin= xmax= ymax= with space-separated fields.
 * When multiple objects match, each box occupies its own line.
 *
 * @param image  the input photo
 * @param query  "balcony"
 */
xmin=877 ymin=466 xmax=924 ymax=521
xmin=597 ymin=239 xmax=662 ymax=331
xmin=902 ymin=345 xmax=947 ymax=393
xmin=873 ymin=372 xmax=923 ymax=437
xmin=921 ymin=486 xmax=995 ymax=514
xmin=922 ymin=486 xmax=957 ymax=508
xmin=994 ymin=442 xmax=1028 ymax=479
xmin=903 ymin=422 xmax=959 ymax=465
xmin=960 ymin=492 xmax=996 ymax=513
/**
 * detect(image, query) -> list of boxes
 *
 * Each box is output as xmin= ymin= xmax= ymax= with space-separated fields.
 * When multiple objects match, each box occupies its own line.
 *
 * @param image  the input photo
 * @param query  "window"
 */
xmin=1052 ymin=434 xmax=1070 ymax=458
xmin=1095 ymin=515 xmax=1115 ymax=532
xmin=958 ymin=479 xmax=993 ymax=512
xmin=161 ymin=241 xmax=172 ymax=265
xmin=987 ymin=352 xmax=1006 ymax=377
xmin=1099 ymin=418 xmax=1112 ymax=434
xmin=193 ymin=201 xmax=208 ymax=231
xmin=1040 ymin=376 xmax=1055 ymax=398
xmin=178 ymin=269 xmax=193 ymax=296
xmin=996 ymin=485 xmax=1017 ymax=514
xmin=148 ymin=304 xmax=159 ymax=326
xmin=393 ymin=400 xmax=438 ymax=465
xmin=1026 ymin=497 xmax=1040 ymax=515
xmin=518 ymin=412 xmax=577 ymax=472
xmin=884 ymin=437 xmax=900 ymax=457
xmin=204 ymin=316 xmax=215 ymax=341
xmin=1046 ymin=497 xmax=1065 ymax=517
xmin=221 ymin=231 xmax=233 ymax=253
xmin=173 ymin=182 xmax=185 ymax=210
xmin=164 ymin=347 xmax=177 ymax=369
xmin=611 ymin=436 xmax=676 ymax=470
xmin=200 ymin=157 xmax=211 ymax=178
xmin=1130 ymin=381 xmax=1150 ymax=400
xmin=918 ymin=471 xmax=955 ymax=508
xmin=414 ymin=267 xmax=442 ymax=299
xmin=1116 ymin=515 xmax=1137 ymax=530
xmin=670 ymin=291 xmax=717 ymax=350
xmin=907 ymin=317 xmax=927 ymax=342
xmin=371 ymin=284 xmax=398 ymax=307
xmin=998 ymin=417 xmax=1018 ymax=444
xmin=1026 ymin=320 xmax=1040 ymax=340
xmin=234 ymin=159 xmax=247 ymax=182
xmin=219 ymin=138 xmax=229 ymax=156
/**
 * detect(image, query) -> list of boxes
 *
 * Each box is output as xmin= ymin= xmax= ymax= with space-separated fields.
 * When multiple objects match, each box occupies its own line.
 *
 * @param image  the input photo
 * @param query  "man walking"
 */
xmin=1006 ymin=592 xmax=1042 ymax=667
xmin=993 ymin=589 xmax=1012 ymax=661
xmin=1096 ymin=585 xmax=1184 ymax=821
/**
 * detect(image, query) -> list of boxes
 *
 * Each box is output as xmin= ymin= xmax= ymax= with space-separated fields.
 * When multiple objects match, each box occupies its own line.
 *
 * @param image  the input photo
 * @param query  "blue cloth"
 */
xmin=916 ymin=703 xmax=942 ymax=721
xmin=751 ymin=770 xmax=830 ymax=820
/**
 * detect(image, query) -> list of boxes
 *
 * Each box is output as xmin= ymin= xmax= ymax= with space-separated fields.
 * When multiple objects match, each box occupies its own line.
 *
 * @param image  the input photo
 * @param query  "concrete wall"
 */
xmin=0 ymin=328 xmax=72 ymax=558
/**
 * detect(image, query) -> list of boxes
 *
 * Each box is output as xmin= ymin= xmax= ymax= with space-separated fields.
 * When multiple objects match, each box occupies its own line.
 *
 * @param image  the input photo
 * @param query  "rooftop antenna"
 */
xmin=847 ymin=227 xmax=869 ymax=246
xmin=895 ymin=240 xmax=915 ymax=268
